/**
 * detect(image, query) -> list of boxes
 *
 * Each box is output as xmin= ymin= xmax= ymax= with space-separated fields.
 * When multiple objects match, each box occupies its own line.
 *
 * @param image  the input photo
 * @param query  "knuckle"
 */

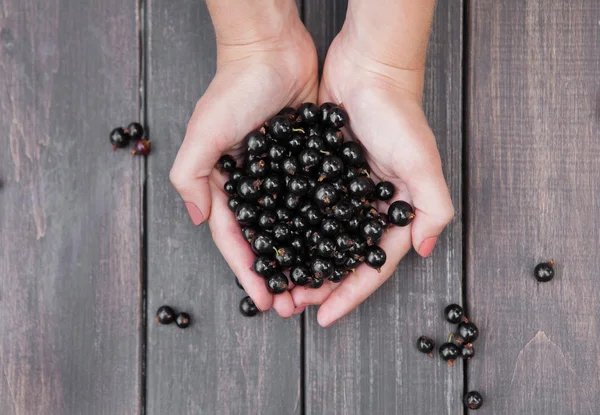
xmin=169 ymin=167 xmax=187 ymax=191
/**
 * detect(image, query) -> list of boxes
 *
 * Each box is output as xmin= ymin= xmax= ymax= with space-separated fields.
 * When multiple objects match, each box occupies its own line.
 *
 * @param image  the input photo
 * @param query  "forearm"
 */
xmin=344 ymin=0 xmax=436 ymax=70
xmin=206 ymin=0 xmax=300 ymax=45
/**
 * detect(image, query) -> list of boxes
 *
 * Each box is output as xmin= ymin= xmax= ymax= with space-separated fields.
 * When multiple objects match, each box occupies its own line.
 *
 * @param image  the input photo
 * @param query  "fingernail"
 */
xmin=324 ymin=319 xmax=338 ymax=328
xmin=419 ymin=237 xmax=437 ymax=257
xmin=185 ymin=202 xmax=203 ymax=226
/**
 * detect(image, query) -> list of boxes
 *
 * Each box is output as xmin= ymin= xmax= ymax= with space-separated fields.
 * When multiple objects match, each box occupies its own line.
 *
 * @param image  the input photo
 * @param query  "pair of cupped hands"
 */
xmin=169 ymin=11 xmax=454 ymax=327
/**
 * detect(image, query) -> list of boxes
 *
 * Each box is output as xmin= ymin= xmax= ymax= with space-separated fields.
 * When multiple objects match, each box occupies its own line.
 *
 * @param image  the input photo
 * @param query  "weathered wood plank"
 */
xmin=467 ymin=1 xmax=600 ymax=413
xmin=302 ymin=2 xmax=464 ymax=414
xmin=0 ymin=0 xmax=142 ymax=413
xmin=145 ymin=1 xmax=302 ymax=414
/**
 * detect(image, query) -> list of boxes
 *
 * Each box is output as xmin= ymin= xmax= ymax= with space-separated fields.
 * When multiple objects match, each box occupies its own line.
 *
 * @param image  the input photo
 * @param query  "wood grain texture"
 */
xmin=302 ymin=0 xmax=347 ymax=71
xmin=302 ymin=2 xmax=464 ymax=414
xmin=467 ymin=1 xmax=600 ymax=413
xmin=0 ymin=0 xmax=142 ymax=414
xmin=145 ymin=1 xmax=301 ymax=414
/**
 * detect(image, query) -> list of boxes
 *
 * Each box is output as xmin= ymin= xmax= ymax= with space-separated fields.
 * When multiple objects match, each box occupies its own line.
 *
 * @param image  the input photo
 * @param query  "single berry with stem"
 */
xmin=109 ymin=127 xmax=129 ymax=150
xmin=175 ymin=312 xmax=191 ymax=329
xmin=460 ymin=343 xmax=475 ymax=360
xmin=125 ymin=122 xmax=144 ymax=141
xmin=416 ymin=335 xmax=435 ymax=357
xmin=444 ymin=303 xmax=467 ymax=324
xmin=388 ymin=201 xmax=416 ymax=227
xmin=217 ymin=155 xmax=237 ymax=172
xmin=456 ymin=321 xmax=479 ymax=344
xmin=534 ymin=260 xmax=555 ymax=282
xmin=131 ymin=139 xmax=152 ymax=156
xmin=439 ymin=334 xmax=460 ymax=366
xmin=290 ymin=265 xmax=312 ymax=286
xmin=463 ymin=391 xmax=483 ymax=410
xmin=375 ymin=181 xmax=395 ymax=201
xmin=239 ymin=296 xmax=259 ymax=317
xmin=365 ymin=245 xmax=386 ymax=271
xmin=155 ymin=305 xmax=176 ymax=325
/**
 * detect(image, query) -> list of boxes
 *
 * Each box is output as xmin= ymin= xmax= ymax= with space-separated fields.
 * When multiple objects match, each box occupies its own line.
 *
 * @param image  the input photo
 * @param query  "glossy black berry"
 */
xmin=304 ymin=206 xmax=324 ymax=225
xmin=347 ymin=217 xmax=361 ymax=233
xmin=261 ymin=175 xmax=282 ymax=195
xmin=230 ymin=168 xmax=243 ymax=182
xmin=246 ymin=159 xmax=268 ymax=178
xmin=125 ymin=122 xmax=144 ymax=141
xmin=463 ymin=391 xmax=483 ymax=410
xmin=257 ymin=194 xmax=277 ymax=210
xmin=240 ymin=296 xmax=259 ymax=317
xmin=377 ymin=213 xmax=390 ymax=229
xmin=345 ymin=256 xmax=360 ymax=270
xmin=267 ymin=272 xmax=289 ymax=294
xmin=288 ymin=176 xmax=310 ymax=196
xmin=292 ymin=215 xmax=309 ymax=233
xmin=333 ymin=250 xmax=348 ymax=266
xmin=314 ymin=183 xmax=339 ymax=208
xmin=297 ymin=102 xmax=319 ymax=124
xmin=306 ymin=123 xmax=323 ymax=137
xmin=323 ymin=128 xmax=344 ymax=150
xmin=290 ymin=235 xmax=305 ymax=254
xmin=228 ymin=196 xmax=241 ymax=212
xmin=444 ymin=304 xmax=465 ymax=324
xmin=253 ymin=255 xmax=278 ymax=278
xmin=268 ymin=144 xmax=287 ymax=161
xmin=331 ymin=200 xmax=354 ymax=221
xmin=416 ymin=336 xmax=435 ymax=356
xmin=284 ymin=193 xmax=302 ymax=210
xmin=347 ymin=235 xmax=367 ymax=257
xmin=269 ymin=160 xmax=282 ymax=173
xmin=235 ymin=203 xmax=259 ymax=225
xmin=457 ymin=322 xmax=479 ymax=344
xmin=272 ymin=223 xmax=292 ymax=243
xmin=306 ymin=136 xmax=325 ymax=152
xmin=321 ymin=218 xmax=341 ymax=237
xmin=241 ymin=226 xmax=258 ymax=243
xmin=287 ymin=134 xmax=305 ymax=154
xmin=343 ymin=166 xmax=359 ymax=181
xmin=110 ymin=127 xmax=129 ymax=149
xmin=155 ymin=305 xmax=176 ymax=325
xmin=319 ymin=102 xmax=335 ymax=123
xmin=274 ymin=246 xmax=295 ymax=268
xmin=290 ymin=265 xmax=312 ymax=286
xmin=317 ymin=238 xmax=336 ymax=258
xmin=319 ymin=156 xmax=344 ymax=181
xmin=327 ymin=106 xmax=348 ymax=128
xmin=348 ymin=177 xmax=375 ymax=198
xmin=251 ymin=234 xmax=274 ymax=255
xmin=237 ymin=178 xmax=262 ymax=201
xmin=305 ymin=230 xmax=323 ymax=249
xmin=175 ymin=312 xmax=191 ymax=329
xmin=388 ymin=201 xmax=415 ymax=227
xmin=224 ymin=180 xmax=237 ymax=195
xmin=360 ymin=219 xmax=383 ymax=245
xmin=132 ymin=139 xmax=151 ymax=156
xmin=460 ymin=343 xmax=475 ymax=360
xmin=246 ymin=130 xmax=269 ymax=155
xmin=365 ymin=246 xmax=386 ymax=270
xmin=310 ymin=257 xmax=333 ymax=279
xmin=439 ymin=342 xmax=460 ymax=365
xmin=299 ymin=149 xmax=322 ymax=173
xmin=278 ymin=106 xmax=298 ymax=121
xmin=269 ymin=115 xmax=292 ymax=140
xmin=340 ymin=142 xmax=364 ymax=166
xmin=329 ymin=267 xmax=346 ymax=283
xmin=275 ymin=208 xmax=293 ymax=223
xmin=534 ymin=260 xmax=555 ymax=282
xmin=335 ymin=233 xmax=354 ymax=252
xmin=309 ymin=277 xmax=324 ymax=289
xmin=282 ymin=157 xmax=299 ymax=176
xmin=375 ymin=181 xmax=395 ymax=201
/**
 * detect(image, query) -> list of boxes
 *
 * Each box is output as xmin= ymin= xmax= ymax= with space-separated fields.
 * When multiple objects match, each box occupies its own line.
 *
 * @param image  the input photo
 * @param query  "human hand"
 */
xmin=291 ymin=24 xmax=455 ymax=327
xmin=170 ymin=2 xmax=318 ymax=317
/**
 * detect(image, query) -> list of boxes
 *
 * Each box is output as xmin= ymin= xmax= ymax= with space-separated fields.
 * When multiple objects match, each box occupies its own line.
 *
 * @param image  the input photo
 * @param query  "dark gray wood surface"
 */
xmin=302 ymin=2 xmax=465 ymax=414
xmin=145 ymin=1 xmax=302 ymax=414
xmin=0 ymin=0 xmax=142 ymax=414
xmin=467 ymin=1 xmax=600 ymax=413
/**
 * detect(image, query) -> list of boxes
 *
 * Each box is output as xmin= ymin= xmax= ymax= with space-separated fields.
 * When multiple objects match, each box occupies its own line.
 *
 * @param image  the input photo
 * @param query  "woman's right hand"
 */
xmin=169 ymin=2 xmax=318 ymax=317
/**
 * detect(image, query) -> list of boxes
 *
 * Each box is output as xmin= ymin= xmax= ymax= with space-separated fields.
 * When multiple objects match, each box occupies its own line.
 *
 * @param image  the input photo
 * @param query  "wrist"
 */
xmin=207 ymin=0 xmax=300 ymax=47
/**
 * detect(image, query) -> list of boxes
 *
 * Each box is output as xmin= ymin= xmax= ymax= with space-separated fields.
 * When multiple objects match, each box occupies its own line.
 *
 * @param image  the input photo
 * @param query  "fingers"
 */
xmin=272 ymin=291 xmax=295 ymax=318
xmin=208 ymin=181 xmax=274 ymax=311
xmin=316 ymin=225 xmax=412 ymax=327
xmin=291 ymin=282 xmax=338 ymax=307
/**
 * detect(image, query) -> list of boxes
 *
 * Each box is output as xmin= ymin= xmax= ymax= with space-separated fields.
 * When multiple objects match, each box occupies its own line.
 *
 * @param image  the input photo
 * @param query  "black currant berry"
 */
xmin=272 ymin=223 xmax=292 ymax=243
xmin=237 ymin=178 xmax=262 ymax=201
xmin=335 ymin=233 xmax=354 ymax=252
xmin=319 ymin=102 xmax=335 ymax=123
xmin=274 ymin=246 xmax=295 ymax=268
xmin=327 ymin=106 xmax=348 ymax=128
xmin=317 ymin=238 xmax=336 ymax=258
xmin=253 ymin=255 xmax=278 ymax=278
xmin=444 ymin=304 xmax=466 ymax=324
xmin=240 ymin=296 xmax=259 ymax=317
xmin=377 ymin=213 xmax=390 ymax=229
xmin=288 ymin=176 xmax=310 ymax=196
xmin=262 ymin=175 xmax=282 ymax=195
xmin=305 ymin=230 xmax=324 ymax=249
xmin=460 ymin=343 xmax=475 ymax=360
xmin=365 ymin=246 xmax=386 ymax=270
xmin=246 ymin=159 xmax=268 ymax=178
xmin=321 ymin=218 xmax=341 ymax=237
xmin=235 ymin=204 xmax=259 ymax=225
xmin=348 ymin=177 xmax=375 ymax=198
xmin=284 ymin=193 xmax=302 ymax=210
xmin=299 ymin=149 xmax=322 ymax=173
xmin=275 ymin=208 xmax=293 ymax=222
xmin=323 ymin=128 xmax=344 ymax=150
xmin=230 ymin=168 xmax=243 ymax=182
xmin=463 ymin=391 xmax=483 ymax=410
xmin=269 ymin=115 xmax=292 ymax=140
xmin=332 ymin=200 xmax=355 ymax=221
xmin=268 ymin=144 xmax=287 ymax=161
xmin=310 ymin=257 xmax=334 ymax=279
xmin=297 ymin=102 xmax=319 ymax=124
xmin=319 ymin=156 xmax=344 ymax=181
xmin=282 ymin=157 xmax=299 ymax=176
xmin=333 ymin=250 xmax=348 ymax=267
xmin=224 ymin=180 xmax=237 ymax=196
xmin=309 ymin=277 xmax=324 ymax=289
xmin=340 ymin=142 xmax=364 ymax=166
xmin=416 ymin=335 xmax=435 ymax=357
xmin=304 ymin=206 xmax=324 ymax=225
xmin=278 ymin=107 xmax=298 ymax=121
xmin=257 ymin=194 xmax=277 ymax=210
xmin=290 ymin=235 xmax=305 ymax=254
xmin=439 ymin=342 xmax=460 ymax=366
xmin=155 ymin=305 xmax=176 ymax=325
xmin=306 ymin=136 xmax=325 ymax=152
xmin=175 ymin=312 xmax=191 ymax=329
xmin=347 ymin=217 xmax=361 ymax=233
xmin=292 ymin=215 xmax=309 ymax=233
xmin=347 ymin=235 xmax=367 ymax=257
xmin=388 ymin=201 xmax=416 ymax=227
xmin=110 ymin=127 xmax=129 ymax=149
xmin=329 ymin=267 xmax=346 ymax=283
xmin=375 ymin=181 xmax=395 ymax=201
xmin=131 ymin=139 xmax=151 ymax=156
xmin=267 ymin=272 xmax=289 ymax=294
xmin=456 ymin=322 xmax=479 ymax=344
xmin=228 ymin=196 xmax=241 ymax=212
xmin=314 ymin=183 xmax=339 ymax=208
xmin=345 ymin=256 xmax=360 ymax=270
xmin=125 ymin=122 xmax=144 ymax=141
xmin=246 ymin=130 xmax=269 ymax=155
xmin=534 ymin=260 xmax=555 ymax=282
xmin=360 ymin=219 xmax=384 ymax=245
xmin=241 ymin=226 xmax=258 ymax=243
xmin=287 ymin=133 xmax=305 ymax=154
xmin=290 ymin=265 xmax=312 ymax=286
xmin=251 ymin=234 xmax=274 ymax=255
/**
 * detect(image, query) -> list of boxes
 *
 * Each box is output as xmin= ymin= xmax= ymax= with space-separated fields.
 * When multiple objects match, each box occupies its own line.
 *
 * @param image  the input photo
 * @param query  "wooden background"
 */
xmin=1 ymin=0 xmax=599 ymax=414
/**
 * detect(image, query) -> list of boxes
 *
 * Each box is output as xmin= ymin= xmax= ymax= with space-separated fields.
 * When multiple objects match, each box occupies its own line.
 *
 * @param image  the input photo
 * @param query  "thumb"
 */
xmin=169 ymin=68 xmax=280 ymax=225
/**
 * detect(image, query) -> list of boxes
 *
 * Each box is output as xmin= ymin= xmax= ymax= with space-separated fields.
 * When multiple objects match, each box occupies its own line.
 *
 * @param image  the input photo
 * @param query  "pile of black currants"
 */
xmin=217 ymin=103 xmax=416 ymax=295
